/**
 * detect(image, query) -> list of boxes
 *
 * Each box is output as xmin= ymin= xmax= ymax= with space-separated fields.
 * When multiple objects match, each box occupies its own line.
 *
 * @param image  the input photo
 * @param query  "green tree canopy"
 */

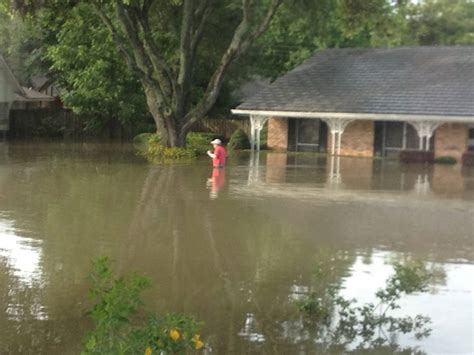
xmin=2 ymin=0 xmax=473 ymax=143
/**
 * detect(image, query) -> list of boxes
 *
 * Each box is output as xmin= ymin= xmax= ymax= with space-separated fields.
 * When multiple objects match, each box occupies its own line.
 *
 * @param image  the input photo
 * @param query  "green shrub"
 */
xmin=434 ymin=156 xmax=457 ymax=165
xmin=133 ymin=133 xmax=160 ymax=145
xmin=186 ymin=132 xmax=219 ymax=155
xmin=144 ymin=142 xmax=198 ymax=162
xmin=83 ymin=257 xmax=205 ymax=354
xmin=228 ymin=129 xmax=250 ymax=150
xmin=135 ymin=132 xmax=221 ymax=161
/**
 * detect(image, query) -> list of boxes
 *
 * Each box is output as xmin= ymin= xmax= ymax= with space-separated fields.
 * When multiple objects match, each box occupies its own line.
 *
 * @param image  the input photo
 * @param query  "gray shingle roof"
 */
xmin=236 ymin=46 xmax=474 ymax=117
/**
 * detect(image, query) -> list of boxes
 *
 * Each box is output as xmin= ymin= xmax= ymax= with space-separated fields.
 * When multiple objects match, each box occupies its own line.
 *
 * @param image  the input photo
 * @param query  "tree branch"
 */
xmin=190 ymin=0 xmax=215 ymax=55
xmin=115 ymin=3 xmax=172 ymax=115
xmin=91 ymin=2 xmax=148 ymax=84
xmin=131 ymin=6 xmax=177 ymax=102
xmin=180 ymin=0 xmax=282 ymax=134
xmin=175 ymin=0 xmax=194 ymax=121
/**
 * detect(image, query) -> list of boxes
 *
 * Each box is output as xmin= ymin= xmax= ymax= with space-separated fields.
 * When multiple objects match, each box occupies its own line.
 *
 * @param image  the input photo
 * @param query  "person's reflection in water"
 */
xmin=206 ymin=167 xmax=226 ymax=200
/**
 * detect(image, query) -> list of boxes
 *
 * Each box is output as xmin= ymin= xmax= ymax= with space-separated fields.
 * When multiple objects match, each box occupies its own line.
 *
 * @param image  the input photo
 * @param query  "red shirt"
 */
xmin=212 ymin=145 xmax=226 ymax=167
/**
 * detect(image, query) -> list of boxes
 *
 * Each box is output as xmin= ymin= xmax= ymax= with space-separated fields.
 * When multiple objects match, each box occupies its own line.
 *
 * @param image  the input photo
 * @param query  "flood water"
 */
xmin=0 ymin=142 xmax=473 ymax=354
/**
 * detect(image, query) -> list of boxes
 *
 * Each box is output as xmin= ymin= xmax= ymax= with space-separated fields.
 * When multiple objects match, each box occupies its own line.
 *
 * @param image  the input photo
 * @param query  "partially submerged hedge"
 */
xmin=134 ymin=132 xmax=221 ymax=162
xmin=434 ymin=156 xmax=457 ymax=165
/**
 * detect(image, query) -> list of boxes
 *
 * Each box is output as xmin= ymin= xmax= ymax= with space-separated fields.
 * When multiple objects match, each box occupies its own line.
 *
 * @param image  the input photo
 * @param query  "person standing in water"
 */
xmin=207 ymin=138 xmax=226 ymax=168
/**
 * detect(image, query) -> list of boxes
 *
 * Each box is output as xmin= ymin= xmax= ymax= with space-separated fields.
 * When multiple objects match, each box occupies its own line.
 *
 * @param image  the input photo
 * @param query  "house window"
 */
xmin=374 ymin=121 xmax=430 ymax=157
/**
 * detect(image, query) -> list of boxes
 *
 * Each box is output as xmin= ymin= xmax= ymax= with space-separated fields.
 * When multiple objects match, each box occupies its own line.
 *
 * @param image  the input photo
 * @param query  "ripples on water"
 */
xmin=0 ymin=143 xmax=472 ymax=354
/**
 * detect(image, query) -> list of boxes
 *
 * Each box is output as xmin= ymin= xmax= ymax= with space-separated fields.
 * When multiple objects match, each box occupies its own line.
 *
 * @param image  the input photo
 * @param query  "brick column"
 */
xmin=327 ymin=120 xmax=374 ymax=157
xmin=267 ymin=117 xmax=288 ymax=150
xmin=434 ymin=123 xmax=468 ymax=161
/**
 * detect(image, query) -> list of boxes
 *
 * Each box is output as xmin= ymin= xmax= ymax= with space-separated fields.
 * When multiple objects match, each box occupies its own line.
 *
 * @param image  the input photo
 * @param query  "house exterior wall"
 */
xmin=267 ymin=117 xmax=288 ymax=150
xmin=327 ymin=120 xmax=375 ymax=157
xmin=265 ymin=117 xmax=471 ymax=160
xmin=434 ymin=123 xmax=468 ymax=161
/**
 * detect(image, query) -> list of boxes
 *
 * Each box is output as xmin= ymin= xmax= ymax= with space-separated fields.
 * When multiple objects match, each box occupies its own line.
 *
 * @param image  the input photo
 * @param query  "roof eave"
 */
xmin=231 ymin=109 xmax=474 ymax=123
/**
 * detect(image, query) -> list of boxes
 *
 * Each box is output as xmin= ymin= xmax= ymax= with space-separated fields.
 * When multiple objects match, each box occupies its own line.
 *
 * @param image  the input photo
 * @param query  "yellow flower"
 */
xmin=194 ymin=340 xmax=204 ymax=350
xmin=169 ymin=329 xmax=180 ymax=341
xmin=192 ymin=334 xmax=200 ymax=342
xmin=144 ymin=346 xmax=152 ymax=355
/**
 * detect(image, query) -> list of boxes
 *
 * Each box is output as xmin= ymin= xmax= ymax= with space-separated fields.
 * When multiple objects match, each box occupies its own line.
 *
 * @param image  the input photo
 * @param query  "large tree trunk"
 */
xmin=93 ymin=0 xmax=282 ymax=148
xmin=144 ymin=85 xmax=182 ymax=147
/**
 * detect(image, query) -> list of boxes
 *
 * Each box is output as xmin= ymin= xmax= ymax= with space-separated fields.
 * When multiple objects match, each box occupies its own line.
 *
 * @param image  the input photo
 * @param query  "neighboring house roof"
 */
xmin=16 ymin=87 xmax=55 ymax=102
xmin=30 ymin=76 xmax=50 ymax=91
xmin=1 ymin=53 xmax=54 ymax=104
xmin=31 ymin=75 xmax=62 ymax=96
xmin=234 ymin=46 xmax=474 ymax=118
xmin=0 ymin=54 xmax=25 ymax=97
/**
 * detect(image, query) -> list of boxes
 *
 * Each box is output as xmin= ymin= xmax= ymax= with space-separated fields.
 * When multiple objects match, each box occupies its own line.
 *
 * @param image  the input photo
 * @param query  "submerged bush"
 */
xmin=186 ymin=132 xmax=220 ymax=155
xmin=228 ymin=129 xmax=250 ymax=150
xmin=434 ymin=156 xmax=457 ymax=165
xmin=133 ymin=133 xmax=161 ymax=145
xmin=135 ymin=133 xmax=198 ymax=162
xmin=145 ymin=143 xmax=198 ymax=162
xmin=135 ymin=132 xmax=223 ymax=161
xmin=82 ymin=257 xmax=204 ymax=354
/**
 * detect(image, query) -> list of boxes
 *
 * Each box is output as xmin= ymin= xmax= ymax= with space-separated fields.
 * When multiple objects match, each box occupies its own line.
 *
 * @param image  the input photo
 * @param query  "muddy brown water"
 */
xmin=0 ymin=143 xmax=473 ymax=354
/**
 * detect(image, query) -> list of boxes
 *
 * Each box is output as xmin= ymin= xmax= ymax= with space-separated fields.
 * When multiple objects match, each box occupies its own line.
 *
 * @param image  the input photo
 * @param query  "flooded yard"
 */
xmin=0 ymin=142 xmax=473 ymax=354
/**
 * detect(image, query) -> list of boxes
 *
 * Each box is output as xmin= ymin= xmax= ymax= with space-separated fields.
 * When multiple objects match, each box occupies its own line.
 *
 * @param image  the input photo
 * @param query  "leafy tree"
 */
xmin=45 ymin=3 xmax=150 ymax=131
xmin=5 ymin=0 xmax=473 ymax=144
xmin=0 ymin=8 xmax=45 ymax=83
xmin=9 ymin=0 xmax=284 ymax=146
xmin=249 ymin=0 xmax=413 ymax=79
xmin=408 ymin=0 xmax=474 ymax=45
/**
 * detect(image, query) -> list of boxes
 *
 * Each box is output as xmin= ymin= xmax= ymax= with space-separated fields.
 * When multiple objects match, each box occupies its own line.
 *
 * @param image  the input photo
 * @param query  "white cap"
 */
xmin=210 ymin=138 xmax=222 ymax=145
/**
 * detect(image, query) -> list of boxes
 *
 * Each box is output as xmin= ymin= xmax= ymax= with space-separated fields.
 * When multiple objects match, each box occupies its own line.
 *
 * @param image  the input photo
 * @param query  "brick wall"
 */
xmin=267 ymin=117 xmax=288 ymax=150
xmin=434 ymin=123 xmax=468 ymax=161
xmin=327 ymin=120 xmax=374 ymax=157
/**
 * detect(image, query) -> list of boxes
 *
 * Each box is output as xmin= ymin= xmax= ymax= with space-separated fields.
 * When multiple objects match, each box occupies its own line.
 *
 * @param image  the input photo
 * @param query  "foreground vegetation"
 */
xmin=82 ymin=256 xmax=441 ymax=353
xmin=83 ymin=257 xmax=204 ymax=355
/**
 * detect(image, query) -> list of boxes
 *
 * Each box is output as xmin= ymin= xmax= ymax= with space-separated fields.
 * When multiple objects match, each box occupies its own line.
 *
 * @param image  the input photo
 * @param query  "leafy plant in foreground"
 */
xmin=82 ymin=257 xmax=204 ymax=355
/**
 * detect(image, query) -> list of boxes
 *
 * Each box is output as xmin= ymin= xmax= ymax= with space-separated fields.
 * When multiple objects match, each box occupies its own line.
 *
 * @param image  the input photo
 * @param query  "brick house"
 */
xmin=232 ymin=46 xmax=474 ymax=161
